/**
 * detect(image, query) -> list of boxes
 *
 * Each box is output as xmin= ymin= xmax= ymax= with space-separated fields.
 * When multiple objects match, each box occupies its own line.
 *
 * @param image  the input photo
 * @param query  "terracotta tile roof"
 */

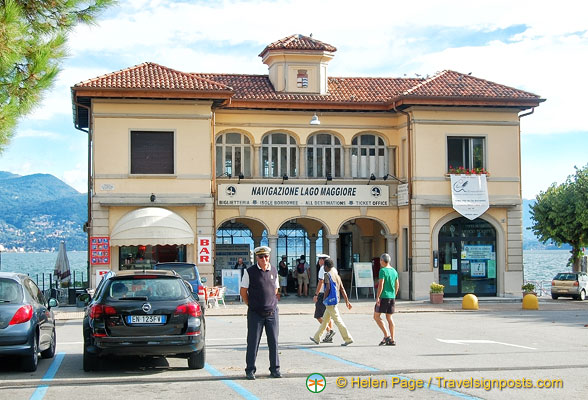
xmin=259 ymin=34 xmax=337 ymax=58
xmin=193 ymin=73 xmax=420 ymax=103
xmin=403 ymin=70 xmax=539 ymax=100
xmin=73 ymin=62 xmax=542 ymax=108
xmin=74 ymin=62 xmax=232 ymax=92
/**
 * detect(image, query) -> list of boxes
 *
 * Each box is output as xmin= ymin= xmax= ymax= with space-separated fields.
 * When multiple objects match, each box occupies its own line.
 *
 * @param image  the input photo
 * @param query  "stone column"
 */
xmin=326 ymin=234 xmax=338 ymax=264
xmin=384 ymin=234 xmax=399 ymax=267
xmin=309 ymin=235 xmax=318 ymax=291
xmin=344 ymin=145 xmax=351 ymax=177
xmin=299 ymin=145 xmax=307 ymax=178
xmin=253 ymin=144 xmax=261 ymax=178
xmin=361 ymin=236 xmax=373 ymax=261
xmin=268 ymin=235 xmax=278 ymax=269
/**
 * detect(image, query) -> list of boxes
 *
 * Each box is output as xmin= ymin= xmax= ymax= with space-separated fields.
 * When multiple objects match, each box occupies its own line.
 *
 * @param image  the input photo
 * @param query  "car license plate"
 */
xmin=127 ymin=315 xmax=166 ymax=324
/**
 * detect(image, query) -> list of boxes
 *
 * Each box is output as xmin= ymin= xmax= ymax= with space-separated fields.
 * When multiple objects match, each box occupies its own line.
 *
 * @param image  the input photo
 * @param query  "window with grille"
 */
xmin=216 ymin=133 xmax=252 ymax=177
xmin=306 ymin=133 xmax=343 ymax=178
xmin=351 ymin=134 xmax=387 ymax=178
xmin=261 ymin=133 xmax=298 ymax=177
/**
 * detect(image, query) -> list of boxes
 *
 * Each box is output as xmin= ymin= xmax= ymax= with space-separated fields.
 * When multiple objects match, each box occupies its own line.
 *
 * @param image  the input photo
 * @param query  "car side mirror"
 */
xmin=201 ymin=277 xmax=207 ymax=284
xmin=48 ymin=298 xmax=59 ymax=309
xmin=78 ymin=293 xmax=91 ymax=306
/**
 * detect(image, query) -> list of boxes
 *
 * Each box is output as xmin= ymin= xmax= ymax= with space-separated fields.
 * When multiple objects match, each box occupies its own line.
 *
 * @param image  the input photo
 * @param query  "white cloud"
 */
xmin=63 ymin=165 xmax=88 ymax=193
xmin=14 ymin=129 xmax=61 ymax=139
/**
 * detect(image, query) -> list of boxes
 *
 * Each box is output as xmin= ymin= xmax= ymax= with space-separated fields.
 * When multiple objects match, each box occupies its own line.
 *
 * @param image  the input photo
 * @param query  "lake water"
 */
xmin=0 ymin=249 xmax=572 ymax=287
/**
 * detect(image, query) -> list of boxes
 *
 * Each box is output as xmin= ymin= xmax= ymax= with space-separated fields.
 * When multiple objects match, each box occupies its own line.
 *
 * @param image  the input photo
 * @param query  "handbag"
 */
xmin=323 ymin=273 xmax=338 ymax=306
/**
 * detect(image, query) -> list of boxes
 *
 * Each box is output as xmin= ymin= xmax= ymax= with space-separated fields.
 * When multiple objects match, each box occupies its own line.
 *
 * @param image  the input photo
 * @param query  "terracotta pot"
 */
xmin=430 ymin=292 xmax=444 ymax=304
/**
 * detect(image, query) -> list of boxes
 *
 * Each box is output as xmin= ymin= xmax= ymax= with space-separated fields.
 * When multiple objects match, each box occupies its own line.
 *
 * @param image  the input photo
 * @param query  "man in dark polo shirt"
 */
xmin=240 ymin=246 xmax=281 ymax=380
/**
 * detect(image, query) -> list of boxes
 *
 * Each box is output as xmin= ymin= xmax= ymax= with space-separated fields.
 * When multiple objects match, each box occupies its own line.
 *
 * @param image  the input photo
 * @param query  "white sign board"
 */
xmin=397 ymin=183 xmax=409 ymax=206
xmin=353 ymin=262 xmax=374 ymax=288
xmin=95 ymin=269 xmax=110 ymax=288
xmin=352 ymin=262 xmax=375 ymax=300
xmin=197 ymin=237 xmax=212 ymax=264
xmin=222 ymin=269 xmax=242 ymax=298
xmin=450 ymin=175 xmax=489 ymax=220
xmin=218 ymin=184 xmax=389 ymax=207
xmin=215 ymin=244 xmax=251 ymax=284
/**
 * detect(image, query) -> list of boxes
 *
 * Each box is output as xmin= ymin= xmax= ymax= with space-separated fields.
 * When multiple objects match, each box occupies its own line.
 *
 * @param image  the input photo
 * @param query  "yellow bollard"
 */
xmin=462 ymin=294 xmax=479 ymax=310
xmin=522 ymin=293 xmax=539 ymax=310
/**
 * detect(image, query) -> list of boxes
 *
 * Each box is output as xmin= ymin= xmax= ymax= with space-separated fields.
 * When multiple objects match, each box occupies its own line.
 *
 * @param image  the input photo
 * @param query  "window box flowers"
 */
xmin=448 ymin=166 xmax=490 ymax=176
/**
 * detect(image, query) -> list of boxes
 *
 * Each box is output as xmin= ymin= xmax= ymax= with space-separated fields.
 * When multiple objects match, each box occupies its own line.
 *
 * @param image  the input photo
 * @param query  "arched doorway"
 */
xmin=438 ymin=217 xmax=497 ymax=297
xmin=215 ymin=219 xmax=268 ymax=285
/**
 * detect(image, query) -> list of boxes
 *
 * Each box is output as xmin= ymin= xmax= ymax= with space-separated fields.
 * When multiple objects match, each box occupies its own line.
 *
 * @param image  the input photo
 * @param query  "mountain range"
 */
xmin=0 ymin=171 xmax=564 ymax=252
xmin=0 ymin=171 xmax=87 ymax=251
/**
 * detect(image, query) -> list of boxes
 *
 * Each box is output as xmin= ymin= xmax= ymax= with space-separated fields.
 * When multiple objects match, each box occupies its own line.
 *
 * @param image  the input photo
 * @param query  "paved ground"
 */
xmin=54 ymin=294 xmax=588 ymax=320
xmin=2 ymin=296 xmax=587 ymax=400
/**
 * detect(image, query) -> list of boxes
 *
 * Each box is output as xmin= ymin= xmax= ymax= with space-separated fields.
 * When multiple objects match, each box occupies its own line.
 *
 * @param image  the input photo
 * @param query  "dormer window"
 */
xmin=297 ymin=70 xmax=308 ymax=88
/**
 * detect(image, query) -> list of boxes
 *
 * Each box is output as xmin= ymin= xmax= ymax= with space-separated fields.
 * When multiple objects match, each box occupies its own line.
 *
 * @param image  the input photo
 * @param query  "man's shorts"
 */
xmin=279 ymin=276 xmax=288 ymax=287
xmin=297 ymin=273 xmax=309 ymax=286
xmin=374 ymin=298 xmax=396 ymax=314
xmin=314 ymin=293 xmax=326 ymax=318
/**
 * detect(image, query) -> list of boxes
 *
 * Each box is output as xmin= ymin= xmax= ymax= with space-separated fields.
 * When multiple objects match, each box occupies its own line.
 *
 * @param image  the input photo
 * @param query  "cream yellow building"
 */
xmin=72 ymin=34 xmax=543 ymax=299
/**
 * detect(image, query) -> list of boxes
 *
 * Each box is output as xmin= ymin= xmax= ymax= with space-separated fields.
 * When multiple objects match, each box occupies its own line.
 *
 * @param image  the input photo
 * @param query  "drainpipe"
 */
xmin=518 ymin=108 xmax=534 ymax=199
xmin=392 ymin=103 xmax=414 ymax=300
xmin=73 ymin=100 xmax=92 ymax=288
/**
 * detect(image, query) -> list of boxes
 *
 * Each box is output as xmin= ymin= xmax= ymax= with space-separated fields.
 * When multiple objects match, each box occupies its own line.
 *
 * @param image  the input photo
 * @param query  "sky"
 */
xmin=0 ymin=0 xmax=586 ymax=199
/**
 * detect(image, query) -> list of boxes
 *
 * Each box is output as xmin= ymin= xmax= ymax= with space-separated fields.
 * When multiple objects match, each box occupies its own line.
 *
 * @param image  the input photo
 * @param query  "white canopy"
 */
xmin=110 ymin=207 xmax=194 ymax=246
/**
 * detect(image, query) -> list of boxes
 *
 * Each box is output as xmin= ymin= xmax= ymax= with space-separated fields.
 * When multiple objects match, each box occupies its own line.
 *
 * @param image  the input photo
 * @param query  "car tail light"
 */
xmin=574 ymin=281 xmax=579 ymax=287
xmin=9 ymin=305 xmax=33 ymax=325
xmin=551 ymin=280 xmax=555 ymax=286
xmin=175 ymin=302 xmax=202 ymax=317
xmin=89 ymin=304 xmax=117 ymax=319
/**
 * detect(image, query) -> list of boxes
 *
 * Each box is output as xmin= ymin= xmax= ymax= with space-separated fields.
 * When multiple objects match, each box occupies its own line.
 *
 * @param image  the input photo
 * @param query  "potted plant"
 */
xmin=430 ymin=282 xmax=444 ymax=304
xmin=522 ymin=282 xmax=536 ymax=297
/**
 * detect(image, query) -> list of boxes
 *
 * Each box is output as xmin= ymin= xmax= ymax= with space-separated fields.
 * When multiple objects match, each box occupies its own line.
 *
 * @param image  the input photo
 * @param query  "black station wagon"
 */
xmin=82 ymin=270 xmax=205 ymax=371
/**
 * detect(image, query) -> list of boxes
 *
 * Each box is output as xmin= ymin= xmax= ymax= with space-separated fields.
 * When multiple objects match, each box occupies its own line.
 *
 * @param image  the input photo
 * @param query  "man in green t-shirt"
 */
xmin=373 ymin=253 xmax=399 ymax=346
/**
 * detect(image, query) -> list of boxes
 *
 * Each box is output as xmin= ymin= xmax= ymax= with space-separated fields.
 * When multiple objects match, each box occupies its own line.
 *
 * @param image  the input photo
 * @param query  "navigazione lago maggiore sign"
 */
xmin=218 ymin=184 xmax=389 ymax=207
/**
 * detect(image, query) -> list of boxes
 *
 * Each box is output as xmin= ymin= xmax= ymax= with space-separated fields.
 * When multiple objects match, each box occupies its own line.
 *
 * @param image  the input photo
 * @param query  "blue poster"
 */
xmin=449 ymin=274 xmax=458 ymax=286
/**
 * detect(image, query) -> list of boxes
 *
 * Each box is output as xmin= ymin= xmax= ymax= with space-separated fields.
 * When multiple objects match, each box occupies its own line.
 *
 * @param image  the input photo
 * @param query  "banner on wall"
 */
xmin=218 ymin=184 xmax=389 ymax=207
xmin=450 ymin=175 xmax=489 ymax=220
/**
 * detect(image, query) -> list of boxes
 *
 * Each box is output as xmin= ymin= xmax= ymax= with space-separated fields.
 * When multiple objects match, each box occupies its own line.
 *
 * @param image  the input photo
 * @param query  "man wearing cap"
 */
xmin=313 ymin=254 xmax=336 ymax=343
xmin=240 ymin=246 xmax=281 ymax=380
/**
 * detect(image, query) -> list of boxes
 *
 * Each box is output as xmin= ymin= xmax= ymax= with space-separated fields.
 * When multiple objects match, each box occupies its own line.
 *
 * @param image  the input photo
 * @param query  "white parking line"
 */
xmin=436 ymin=339 xmax=537 ymax=350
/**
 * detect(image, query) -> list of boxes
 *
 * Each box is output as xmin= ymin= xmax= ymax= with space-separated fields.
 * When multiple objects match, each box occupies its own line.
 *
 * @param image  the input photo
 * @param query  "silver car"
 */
xmin=551 ymin=272 xmax=588 ymax=301
xmin=0 ymin=272 xmax=58 ymax=371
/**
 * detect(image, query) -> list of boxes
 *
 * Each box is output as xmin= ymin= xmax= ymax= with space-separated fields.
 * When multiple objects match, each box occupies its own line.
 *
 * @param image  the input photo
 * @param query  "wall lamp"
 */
xmin=310 ymin=113 xmax=321 ymax=125
xmin=282 ymin=174 xmax=289 ymax=184
xmin=150 ymin=193 xmax=156 ymax=202
xmin=325 ymin=173 xmax=333 ymax=185
xmin=367 ymin=173 xmax=376 ymax=185
xmin=383 ymin=173 xmax=406 ymax=183
xmin=238 ymin=173 xmax=244 ymax=183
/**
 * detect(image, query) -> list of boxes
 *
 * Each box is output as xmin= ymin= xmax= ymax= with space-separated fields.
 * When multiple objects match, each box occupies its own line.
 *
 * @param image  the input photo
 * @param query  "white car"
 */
xmin=551 ymin=272 xmax=588 ymax=301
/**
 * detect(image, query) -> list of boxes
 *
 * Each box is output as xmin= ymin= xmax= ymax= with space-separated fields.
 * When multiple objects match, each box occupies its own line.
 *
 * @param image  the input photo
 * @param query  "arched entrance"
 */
xmin=215 ymin=218 xmax=268 ymax=285
xmin=438 ymin=217 xmax=497 ymax=297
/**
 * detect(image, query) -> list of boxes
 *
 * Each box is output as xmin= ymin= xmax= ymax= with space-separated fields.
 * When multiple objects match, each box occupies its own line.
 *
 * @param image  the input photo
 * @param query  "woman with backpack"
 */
xmin=309 ymin=258 xmax=353 ymax=346
xmin=296 ymin=255 xmax=310 ymax=297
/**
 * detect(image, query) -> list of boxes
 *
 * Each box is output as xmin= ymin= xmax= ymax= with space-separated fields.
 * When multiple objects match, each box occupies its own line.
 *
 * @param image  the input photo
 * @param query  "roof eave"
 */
xmin=389 ymin=96 xmax=545 ymax=109
xmin=227 ymin=99 xmax=389 ymax=111
xmin=71 ymin=87 xmax=234 ymax=100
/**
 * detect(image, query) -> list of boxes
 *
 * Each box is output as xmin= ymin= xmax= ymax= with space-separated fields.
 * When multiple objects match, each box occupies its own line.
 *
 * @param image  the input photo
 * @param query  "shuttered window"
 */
xmin=130 ymin=131 xmax=174 ymax=174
